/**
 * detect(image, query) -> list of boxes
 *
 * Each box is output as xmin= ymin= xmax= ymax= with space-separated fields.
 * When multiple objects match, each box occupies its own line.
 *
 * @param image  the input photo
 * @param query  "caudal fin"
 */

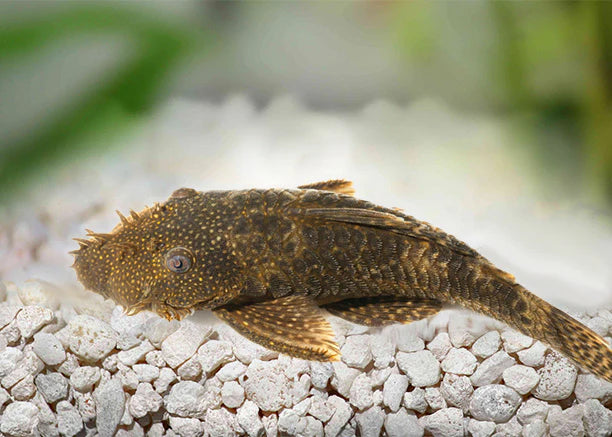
xmin=462 ymin=263 xmax=612 ymax=382
xmin=541 ymin=304 xmax=612 ymax=382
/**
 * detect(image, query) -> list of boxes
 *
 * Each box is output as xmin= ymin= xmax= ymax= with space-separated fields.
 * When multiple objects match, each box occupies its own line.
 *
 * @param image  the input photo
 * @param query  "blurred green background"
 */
xmin=1 ymin=1 xmax=611 ymax=207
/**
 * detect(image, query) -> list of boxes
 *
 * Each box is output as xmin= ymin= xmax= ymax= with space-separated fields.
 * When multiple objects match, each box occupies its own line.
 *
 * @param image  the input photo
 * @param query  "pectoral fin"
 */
xmin=214 ymin=296 xmax=340 ymax=361
xmin=323 ymin=297 xmax=442 ymax=327
xmin=298 ymin=179 xmax=355 ymax=196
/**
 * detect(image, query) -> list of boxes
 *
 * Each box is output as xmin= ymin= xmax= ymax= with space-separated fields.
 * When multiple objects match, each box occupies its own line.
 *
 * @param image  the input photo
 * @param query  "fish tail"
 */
xmin=535 ymin=299 xmax=612 ymax=382
xmin=465 ymin=262 xmax=612 ymax=382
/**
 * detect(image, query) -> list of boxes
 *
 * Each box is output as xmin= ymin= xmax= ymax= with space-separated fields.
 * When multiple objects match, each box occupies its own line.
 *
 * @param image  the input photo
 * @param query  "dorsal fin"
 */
xmin=304 ymin=207 xmax=479 ymax=257
xmin=298 ymin=179 xmax=355 ymax=196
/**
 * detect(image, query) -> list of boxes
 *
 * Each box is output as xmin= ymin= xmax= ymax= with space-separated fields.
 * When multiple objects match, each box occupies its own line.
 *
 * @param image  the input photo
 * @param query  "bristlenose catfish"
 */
xmin=72 ymin=180 xmax=612 ymax=382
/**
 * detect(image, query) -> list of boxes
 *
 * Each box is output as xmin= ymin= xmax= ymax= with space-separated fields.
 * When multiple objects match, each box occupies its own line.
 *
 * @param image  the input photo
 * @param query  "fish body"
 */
xmin=72 ymin=180 xmax=612 ymax=382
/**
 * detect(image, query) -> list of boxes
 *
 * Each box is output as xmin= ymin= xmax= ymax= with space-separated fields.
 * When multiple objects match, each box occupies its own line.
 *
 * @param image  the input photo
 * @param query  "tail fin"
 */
xmin=459 ymin=261 xmax=612 ymax=382
xmin=487 ymin=280 xmax=612 ymax=383
xmin=540 ymin=303 xmax=612 ymax=382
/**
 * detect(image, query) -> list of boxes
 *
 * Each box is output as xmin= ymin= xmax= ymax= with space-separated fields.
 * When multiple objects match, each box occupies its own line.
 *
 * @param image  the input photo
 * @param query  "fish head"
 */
xmin=71 ymin=188 xmax=224 ymax=317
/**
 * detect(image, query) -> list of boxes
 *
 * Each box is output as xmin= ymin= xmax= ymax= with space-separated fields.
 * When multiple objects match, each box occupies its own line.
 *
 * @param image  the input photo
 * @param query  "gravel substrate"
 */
xmin=0 ymin=280 xmax=611 ymax=436
xmin=1 ymin=97 xmax=612 ymax=436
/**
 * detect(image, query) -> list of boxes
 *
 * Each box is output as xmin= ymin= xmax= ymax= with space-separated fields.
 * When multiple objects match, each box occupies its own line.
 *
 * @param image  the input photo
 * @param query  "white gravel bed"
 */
xmin=0 ymin=280 xmax=611 ymax=436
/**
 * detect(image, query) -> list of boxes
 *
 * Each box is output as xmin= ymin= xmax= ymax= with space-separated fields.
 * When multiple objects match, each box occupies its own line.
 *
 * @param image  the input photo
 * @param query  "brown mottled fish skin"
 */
xmin=72 ymin=180 xmax=612 ymax=382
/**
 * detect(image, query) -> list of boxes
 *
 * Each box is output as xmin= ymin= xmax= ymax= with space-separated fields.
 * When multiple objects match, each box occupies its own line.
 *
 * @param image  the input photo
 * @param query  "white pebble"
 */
xmin=469 ymin=350 xmax=515 ymax=386
xmin=502 ymin=364 xmax=540 ymax=395
xmin=0 ymin=401 xmax=39 ymax=436
xmin=516 ymin=398 xmax=550 ymax=425
xmin=310 ymin=361 xmax=334 ymax=389
xmin=282 ymin=357 xmax=310 ymax=380
xmin=0 ymin=305 xmax=21 ymax=329
xmin=222 ymin=380 xmax=245 ymax=408
xmin=439 ymin=373 xmax=473 ymax=413
xmin=204 ymin=407 xmax=241 ymax=436
xmin=0 ymin=346 xmax=23 ymax=378
xmin=369 ymin=367 xmax=392 ymax=388
xmin=277 ymin=409 xmax=307 ymax=436
xmin=110 ymin=307 xmax=151 ymax=337
xmin=425 ymin=387 xmax=447 ymax=410
xmin=293 ymin=397 xmax=311 ymax=416
xmin=117 ymin=340 xmax=154 ymax=367
xmin=129 ymin=383 xmax=162 ymax=419
xmin=1 ymin=321 xmax=22 ymax=345
xmin=303 ymin=416 xmax=324 ymax=436
xmin=165 ymin=381 xmax=207 ymax=418
xmin=291 ymin=373 xmax=311 ymax=405
xmin=16 ymin=305 xmax=54 ymax=338
xmin=309 ymin=396 xmax=333 ymax=422
xmin=523 ymin=419 xmax=547 ymax=437
xmin=448 ymin=317 xmax=479 ymax=348
xmin=56 ymin=400 xmax=83 ymax=437
xmin=116 ymin=364 xmax=139 ymax=391
xmin=494 ymin=416 xmax=522 ymax=436
xmin=547 ymin=404 xmax=584 ymax=437
xmin=161 ymin=321 xmax=210 ymax=368
xmin=330 ymin=361 xmax=361 ymax=398
xmin=501 ymin=329 xmax=533 ymax=353
xmin=101 ymin=354 xmax=118 ymax=373
xmin=143 ymin=317 xmax=180 ymax=348
xmin=68 ymin=315 xmax=117 ymax=362
xmin=94 ymin=378 xmax=125 ymax=437
xmin=469 ymin=384 xmax=521 ymax=423
xmin=262 ymin=413 xmax=278 ymax=437
xmin=132 ymin=363 xmax=160 ymax=383
xmin=216 ymin=360 xmax=247 ymax=382
xmin=70 ymin=366 xmax=101 ymax=392
xmin=582 ymin=398 xmax=612 ymax=437
xmin=355 ymin=405 xmax=385 ymax=437
xmin=325 ymin=395 xmax=353 ymax=437
xmin=396 ymin=350 xmax=440 ymax=387
xmin=32 ymin=332 xmax=65 ymax=366
xmin=11 ymin=375 xmax=36 ymax=400
xmin=517 ymin=341 xmax=547 ymax=367
xmin=384 ymin=408 xmax=423 ymax=437
xmin=35 ymin=372 xmax=68 ymax=403
xmin=370 ymin=335 xmax=395 ymax=368
xmin=471 ymin=331 xmax=501 ymax=359
xmin=243 ymin=359 xmax=292 ymax=412
xmin=427 ymin=332 xmax=452 ymax=360
xmin=169 ymin=416 xmax=203 ymax=436
xmin=153 ymin=367 xmax=176 ymax=394
xmin=197 ymin=340 xmax=234 ymax=373
xmin=467 ymin=419 xmax=496 ymax=437
xmin=403 ymin=387 xmax=427 ymax=413
xmin=420 ymin=407 xmax=464 ymax=437
xmin=573 ymin=373 xmax=612 ymax=402
xmin=236 ymin=400 xmax=264 ymax=437
xmin=2 ymin=350 xmax=43 ymax=389
xmin=116 ymin=333 xmax=140 ymax=351
xmin=177 ymin=355 xmax=202 ymax=381
xmin=383 ymin=373 xmax=408 ymax=412
xmin=145 ymin=350 xmax=165 ymax=367
xmin=200 ymin=377 xmax=223 ymax=411
xmin=341 ymin=335 xmax=372 ymax=369
xmin=441 ymin=348 xmax=477 ymax=375
xmin=349 ymin=373 xmax=374 ymax=410
xmin=533 ymin=351 xmax=577 ymax=401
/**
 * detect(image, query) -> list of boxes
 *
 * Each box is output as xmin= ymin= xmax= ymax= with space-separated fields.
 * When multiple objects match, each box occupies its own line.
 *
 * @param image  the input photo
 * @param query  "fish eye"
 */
xmin=164 ymin=247 xmax=193 ymax=273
